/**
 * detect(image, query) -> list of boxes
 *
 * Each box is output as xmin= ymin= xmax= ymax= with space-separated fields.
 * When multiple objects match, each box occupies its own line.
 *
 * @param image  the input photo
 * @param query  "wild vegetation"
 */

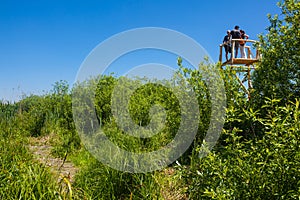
xmin=0 ymin=0 xmax=299 ymax=199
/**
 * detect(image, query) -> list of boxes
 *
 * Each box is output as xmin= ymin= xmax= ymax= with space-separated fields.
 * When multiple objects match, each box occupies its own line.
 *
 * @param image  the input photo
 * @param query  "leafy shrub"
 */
xmin=185 ymin=98 xmax=300 ymax=199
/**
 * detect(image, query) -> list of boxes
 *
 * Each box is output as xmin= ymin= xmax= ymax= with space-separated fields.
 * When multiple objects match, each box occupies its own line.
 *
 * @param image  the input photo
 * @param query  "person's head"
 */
xmin=227 ymin=30 xmax=231 ymax=35
xmin=234 ymin=25 xmax=240 ymax=30
xmin=240 ymin=29 xmax=245 ymax=34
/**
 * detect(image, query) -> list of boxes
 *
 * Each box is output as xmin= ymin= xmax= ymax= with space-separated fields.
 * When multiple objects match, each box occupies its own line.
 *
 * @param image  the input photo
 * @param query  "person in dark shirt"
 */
xmin=223 ymin=30 xmax=232 ymax=61
xmin=230 ymin=25 xmax=241 ymax=58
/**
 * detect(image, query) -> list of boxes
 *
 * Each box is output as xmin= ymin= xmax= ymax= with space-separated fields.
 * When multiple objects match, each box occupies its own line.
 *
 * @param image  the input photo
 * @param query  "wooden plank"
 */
xmin=231 ymin=41 xmax=235 ymax=63
xmin=232 ymin=58 xmax=258 ymax=65
xmin=234 ymin=73 xmax=250 ymax=97
xmin=219 ymin=45 xmax=223 ymax=63
xmin=221 ymin=59 xmax=258 ymax=66
xmin=256 ymin=49 xmax=260 ymax=59
xmin=246 ymin=46 xmax=251 ymax=59
xmin=230 ymin=65 xmax=255 ymax=70
xmin=248 ymin=65 xmax=253 ymax=89
xmin=231 ymin=39 xmax=258 ymax=43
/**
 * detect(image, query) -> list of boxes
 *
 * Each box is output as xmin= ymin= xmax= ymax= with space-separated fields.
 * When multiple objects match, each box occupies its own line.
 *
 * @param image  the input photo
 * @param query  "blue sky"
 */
xmin=0 ymin=0 xmax=280 ymax=101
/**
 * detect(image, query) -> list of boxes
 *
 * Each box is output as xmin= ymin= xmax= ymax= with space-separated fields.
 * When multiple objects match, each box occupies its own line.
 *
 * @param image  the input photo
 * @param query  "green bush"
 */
xmin=185 ymin=98 xmax=300 ymax=199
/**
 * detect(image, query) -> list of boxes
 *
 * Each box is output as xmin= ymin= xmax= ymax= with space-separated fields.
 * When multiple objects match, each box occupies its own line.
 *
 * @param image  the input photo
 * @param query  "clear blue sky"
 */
xmin=0 ymin=0 xmax=280 ymax=101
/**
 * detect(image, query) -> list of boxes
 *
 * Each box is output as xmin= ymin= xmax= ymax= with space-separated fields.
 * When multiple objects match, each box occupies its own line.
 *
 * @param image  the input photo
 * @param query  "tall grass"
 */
xmin=0 ymin=102 xmax=60 ymax=199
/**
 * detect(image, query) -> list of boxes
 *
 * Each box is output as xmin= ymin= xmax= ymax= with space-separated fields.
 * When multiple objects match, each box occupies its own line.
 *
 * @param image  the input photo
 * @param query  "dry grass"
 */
xmin=28 ymin=134 xmax=78 ymax=183
xmin=156 ymin=167 xmax=189 ymax=200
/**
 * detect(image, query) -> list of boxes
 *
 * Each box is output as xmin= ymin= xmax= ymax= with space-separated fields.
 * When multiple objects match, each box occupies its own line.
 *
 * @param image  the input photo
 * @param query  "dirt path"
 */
xmin=28 ymin=135 xmax=188 ymax=199
xmin=28 ymin=135 xmax=78 ymax=183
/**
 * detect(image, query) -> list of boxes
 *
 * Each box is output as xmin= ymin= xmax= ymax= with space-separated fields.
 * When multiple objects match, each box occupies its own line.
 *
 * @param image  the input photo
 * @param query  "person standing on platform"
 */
xmin=239 ymin=30 xmax=249 ymax=58
xmin=230 ymin=25 xmax=241 ymax=58
xmin=223 ymin=30 xmax=232 ymax=61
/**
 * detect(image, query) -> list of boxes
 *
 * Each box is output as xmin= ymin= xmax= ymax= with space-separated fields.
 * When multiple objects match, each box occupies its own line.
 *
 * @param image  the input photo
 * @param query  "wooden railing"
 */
xmin=219 ymin=39 xmax=260 ymax=65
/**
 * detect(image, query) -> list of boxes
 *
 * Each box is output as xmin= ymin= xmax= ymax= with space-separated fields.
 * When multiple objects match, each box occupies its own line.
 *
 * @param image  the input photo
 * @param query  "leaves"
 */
xmin=253 ymin=0 xmax=300 ymax=104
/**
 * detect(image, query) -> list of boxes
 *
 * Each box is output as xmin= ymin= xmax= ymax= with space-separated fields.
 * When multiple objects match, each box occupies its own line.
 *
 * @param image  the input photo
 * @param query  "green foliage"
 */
xmin=1 ymin=2 xmax=299 ymax=198
xmin=253 ymin=0 xmax=300 ymax=103
xmin=219 ymin=67 xmax=266 ymax=140
xmin=177 ymin=60 xmax=212 ymax=141
xmin=17 ymin=95 xmax=47 ymax=137
xmin=185 ymin=98 xmax=300 ymax=199
xmin=70 ymin=65 xmax=215 ymax=197
xmin=73 ymin=157 xmax=161 ymax=200
xmin=0 ymin=120 xmax=60 ymax=199
xmin=1 ymin=65 xmax=300 ymax=199
xmin=95 ymin=75 xmax=117 ymax=125
xmin=93 ymin=76 xmax=182 ymax=153
xmin=49 ymin=81 xmax=80 ymax=158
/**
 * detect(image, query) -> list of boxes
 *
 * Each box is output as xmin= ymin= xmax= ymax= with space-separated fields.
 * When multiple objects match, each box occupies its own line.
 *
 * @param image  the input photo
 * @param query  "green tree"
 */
xmin=253 ymin=0 xmax=300 ymax=104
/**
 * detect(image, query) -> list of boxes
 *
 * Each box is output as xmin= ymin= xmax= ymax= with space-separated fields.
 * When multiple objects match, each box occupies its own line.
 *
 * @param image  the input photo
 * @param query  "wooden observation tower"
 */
xmin=219 ymin=39 xmax=260 ymax=99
